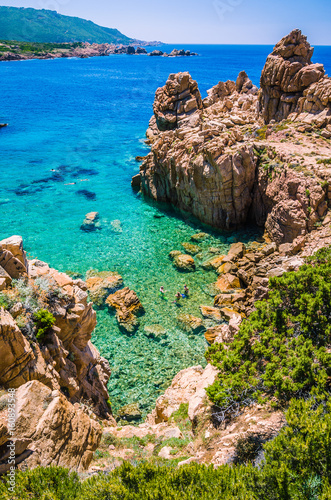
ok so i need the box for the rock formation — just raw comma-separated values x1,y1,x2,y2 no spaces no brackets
106,287,145,334
136,31,331,244
0,235,114,471
0,381,102,473
259,29,330,125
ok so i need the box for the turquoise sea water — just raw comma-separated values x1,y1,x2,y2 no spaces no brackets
1,44,331,416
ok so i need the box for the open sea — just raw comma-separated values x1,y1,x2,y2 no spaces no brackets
1,44,330,416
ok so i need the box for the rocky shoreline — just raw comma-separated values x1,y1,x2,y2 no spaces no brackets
0,235,116,472
0,41,197,62
1,29,331,476
134,30,331,245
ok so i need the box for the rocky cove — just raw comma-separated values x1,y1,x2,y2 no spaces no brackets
0,29,331,475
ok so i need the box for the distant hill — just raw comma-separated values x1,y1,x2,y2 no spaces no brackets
0,6,135,44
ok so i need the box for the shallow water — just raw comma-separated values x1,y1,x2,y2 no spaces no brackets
0,44,330,416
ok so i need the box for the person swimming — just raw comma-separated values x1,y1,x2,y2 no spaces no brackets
159,286,168,300
183,285,189,297
174,292,181,305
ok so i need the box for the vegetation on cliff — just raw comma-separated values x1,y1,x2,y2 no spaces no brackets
3,246,331,498
206,246,331,411
0,6,132,44
2,397,331,499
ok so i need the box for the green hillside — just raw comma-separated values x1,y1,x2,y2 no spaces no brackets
0,6,134,44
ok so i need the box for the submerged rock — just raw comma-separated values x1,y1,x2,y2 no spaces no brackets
86,271,123,307
181,242,201,255
80,212,101,232
177,314,205,334
110,219,123,233
144,324,167,340
191,232,209,242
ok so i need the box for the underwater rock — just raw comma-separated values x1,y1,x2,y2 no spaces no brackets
106,287,145,334
110,219,123,233
144,324,167,340
86,271,123,307
208,247,221,254
181,242,201,255
117,402,142,422
173,254,196,272
169,250,182,260
76,189,97,200
177,314,205,335
80,212,101,232
191,233,209,242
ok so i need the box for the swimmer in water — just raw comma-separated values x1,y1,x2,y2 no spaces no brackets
184,285,189,297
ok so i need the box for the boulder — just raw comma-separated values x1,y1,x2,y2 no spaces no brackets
173,254,196,272
152,72,203,131
117,403,142,423
202,255,225,270
147,366,205,423
0,235,28,268
131,173,141,189
259,29,327,123
81,212,101,232
106,287,144,334
227,242,245,261
215,273,241,292
86,271,123,307
177,314,205,334
148,50,164,56
5,380,102,471
199,306,222,323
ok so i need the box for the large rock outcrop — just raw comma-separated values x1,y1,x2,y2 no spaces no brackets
259,29,331,125
0,236,111,419
0,381,102,472
137,30,331,243
0,235,116,471
151,72,203,132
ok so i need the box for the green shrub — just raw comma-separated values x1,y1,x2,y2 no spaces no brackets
0,466,81,499
4,397,331,500
33,309,56,342
206,247,331,412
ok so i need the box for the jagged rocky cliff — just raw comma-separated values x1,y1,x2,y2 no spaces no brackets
135,30,331,244
0,235,114,472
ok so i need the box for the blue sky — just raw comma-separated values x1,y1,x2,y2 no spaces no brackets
1,0,331,44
